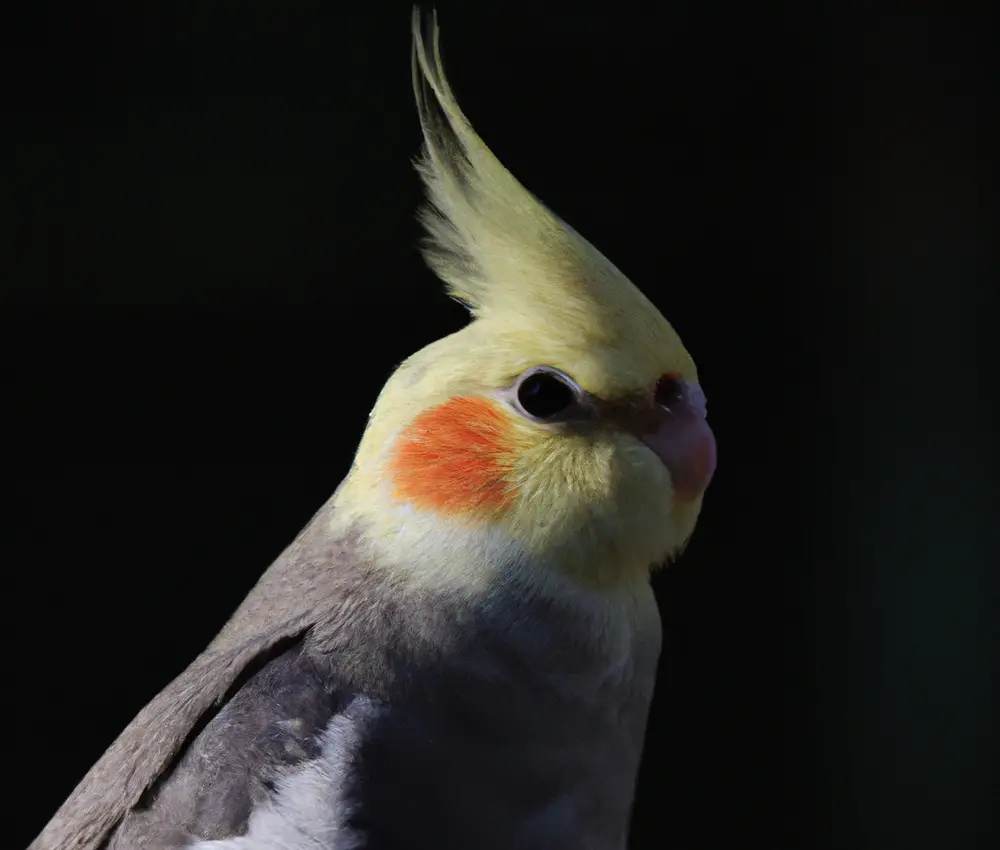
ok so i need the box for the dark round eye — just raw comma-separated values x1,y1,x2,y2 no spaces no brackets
655,375,683,408
517,371,577,419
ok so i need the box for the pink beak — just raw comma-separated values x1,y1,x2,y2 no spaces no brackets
640,381,717,501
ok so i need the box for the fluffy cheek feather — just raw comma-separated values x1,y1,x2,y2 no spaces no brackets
389,396,519,518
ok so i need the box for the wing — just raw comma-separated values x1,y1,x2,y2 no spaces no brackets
29,497,358,850
107,634,356,848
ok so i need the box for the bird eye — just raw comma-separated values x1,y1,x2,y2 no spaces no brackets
515,368,578,420
655,375,683,409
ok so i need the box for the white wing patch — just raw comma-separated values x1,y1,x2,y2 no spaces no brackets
188,697,381,850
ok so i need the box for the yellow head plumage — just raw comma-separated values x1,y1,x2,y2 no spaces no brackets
333,10,715,591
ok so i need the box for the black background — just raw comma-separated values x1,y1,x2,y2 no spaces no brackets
5,3,997,849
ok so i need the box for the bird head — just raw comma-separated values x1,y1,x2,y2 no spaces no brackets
335,11,716,591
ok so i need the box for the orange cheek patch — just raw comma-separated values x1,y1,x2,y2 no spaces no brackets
390,396,518,517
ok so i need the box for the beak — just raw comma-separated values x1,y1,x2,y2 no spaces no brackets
638,381,717,502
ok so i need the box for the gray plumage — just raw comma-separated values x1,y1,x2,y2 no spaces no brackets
31,497,661,850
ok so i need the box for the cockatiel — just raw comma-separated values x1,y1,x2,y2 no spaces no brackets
30,10,716,850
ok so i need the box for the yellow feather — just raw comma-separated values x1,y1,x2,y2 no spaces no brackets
333,10,707,593
409,9,694,396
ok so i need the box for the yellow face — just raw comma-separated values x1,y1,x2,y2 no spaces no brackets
357,319,715,587
379,10,716,588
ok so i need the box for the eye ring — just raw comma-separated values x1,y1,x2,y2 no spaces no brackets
655,374,684,410
510,366,583,422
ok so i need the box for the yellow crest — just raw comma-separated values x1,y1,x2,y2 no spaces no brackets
411,10,693,392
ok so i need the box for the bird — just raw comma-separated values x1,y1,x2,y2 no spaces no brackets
30,9,717,850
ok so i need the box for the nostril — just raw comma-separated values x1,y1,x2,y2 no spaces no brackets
654,374,683,409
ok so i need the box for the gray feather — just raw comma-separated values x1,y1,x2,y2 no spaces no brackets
29,497,357,850
30,490,662,850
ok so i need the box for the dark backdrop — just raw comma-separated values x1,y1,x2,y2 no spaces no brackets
4,4,996,849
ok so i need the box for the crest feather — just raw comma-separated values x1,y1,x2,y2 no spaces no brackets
410,8,665,347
